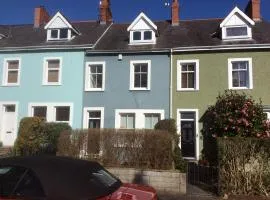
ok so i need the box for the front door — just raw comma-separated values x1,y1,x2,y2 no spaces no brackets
181,121,195,158
180,111,196,158
1,105,17,146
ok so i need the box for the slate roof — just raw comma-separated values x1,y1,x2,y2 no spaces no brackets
0,18,270,51
0,21,110,49
93,18,270,52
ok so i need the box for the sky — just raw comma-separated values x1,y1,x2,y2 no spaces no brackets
0,0,270,25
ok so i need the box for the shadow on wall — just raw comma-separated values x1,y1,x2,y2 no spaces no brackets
132,170,148,185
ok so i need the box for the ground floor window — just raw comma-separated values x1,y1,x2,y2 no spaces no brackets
115,109,164,129
29,103,73,125
83,107,104,129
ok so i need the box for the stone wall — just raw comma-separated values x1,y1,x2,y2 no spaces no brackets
108,168,186,194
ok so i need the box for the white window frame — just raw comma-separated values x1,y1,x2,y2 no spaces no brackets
263,109,270,120
177,108,199,160
2,58,21,86
130,60,151,91
28,103,73,126
177,59,199,91
47,29,72,41
43,57,62,86
115,109,164,129
222,25,252,40
85,62,106,91
83,107,104,129
130,30,156,45
228,58,253,90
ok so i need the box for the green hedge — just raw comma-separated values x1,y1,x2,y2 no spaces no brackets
218,137,270,196
14,117,71,156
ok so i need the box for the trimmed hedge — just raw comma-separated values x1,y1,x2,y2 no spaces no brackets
155,119,187,172
57,129,175,170
218,137,270,196
14,117,71,156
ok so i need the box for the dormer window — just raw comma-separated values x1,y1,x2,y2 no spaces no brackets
49,28,69,40
44,12,80,42
220,7,255,41
127,12,157,45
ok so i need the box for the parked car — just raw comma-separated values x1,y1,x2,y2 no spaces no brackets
0,156,157,200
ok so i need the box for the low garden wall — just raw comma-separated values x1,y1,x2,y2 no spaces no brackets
108,168,186,194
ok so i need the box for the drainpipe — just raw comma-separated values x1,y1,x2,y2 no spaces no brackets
169,48,173,119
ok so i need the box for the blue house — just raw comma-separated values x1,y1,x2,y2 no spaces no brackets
0,3,112,146
83,12,173,129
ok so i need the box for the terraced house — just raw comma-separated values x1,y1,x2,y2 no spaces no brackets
0,2,111,146
171,0,270,160
0,0,270,162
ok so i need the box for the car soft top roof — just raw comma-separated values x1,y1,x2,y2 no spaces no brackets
0,156,121,200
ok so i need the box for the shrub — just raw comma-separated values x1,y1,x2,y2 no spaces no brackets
42,122,71,154
14,117,46,156
202,90,267,138
218,137,270,196
155,119,187,172
14,117,71,156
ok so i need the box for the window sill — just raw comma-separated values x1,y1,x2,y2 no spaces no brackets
229,87,252,90
129,88,151,91
42,83,62,86
1,84,20,87
177,88,199,92
85,88,105,92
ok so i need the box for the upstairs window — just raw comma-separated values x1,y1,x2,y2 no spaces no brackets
2,58,21,86
85,62,105,91
48,28,69,40
130,60,151,90
131,30,153,44
43,58,62,85
228,58,253,89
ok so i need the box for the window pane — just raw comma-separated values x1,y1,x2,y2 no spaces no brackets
60,29,68,39
7,71,18,83
51,30,58,38
48,70,59,83
226,27,248,37
89,111,101,118
182,64,188,71
8,61,19,70
181,73,188,88
96,74,103,88
181,112,195,120
56,106,70,121
5,105,15,112
187,64,195,71
120,114,135,129
239,71,247,87
134,74,141,87
140,64,148,72
145,114,160,129
88,119,100,128
141,74,148,87
133,32,141,40
48,60,60,69
33,107,47,118
187,73,195,88
144,31,152,40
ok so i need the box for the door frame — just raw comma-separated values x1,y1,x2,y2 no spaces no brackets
0,101,19,146
177,108,199,160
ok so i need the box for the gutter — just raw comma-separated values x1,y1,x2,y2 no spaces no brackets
169,48,173,119
86,49,170,54
173,43,270,52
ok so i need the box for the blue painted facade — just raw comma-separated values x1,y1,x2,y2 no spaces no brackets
83,53,170,128
0,50,85,129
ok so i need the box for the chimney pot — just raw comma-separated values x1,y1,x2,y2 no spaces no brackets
171,0,179,26
34,6,50,28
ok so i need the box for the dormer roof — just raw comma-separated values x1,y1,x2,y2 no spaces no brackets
44,12,80,35
220,6,255,28
127,12,157,32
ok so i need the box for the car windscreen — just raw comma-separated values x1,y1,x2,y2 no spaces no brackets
88,168,121,198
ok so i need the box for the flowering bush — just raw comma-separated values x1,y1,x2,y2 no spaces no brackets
202,90,269,138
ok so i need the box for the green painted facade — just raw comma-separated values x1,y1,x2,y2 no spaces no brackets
172,50,270,158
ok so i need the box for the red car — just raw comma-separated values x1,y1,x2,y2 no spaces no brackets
0,156,157,200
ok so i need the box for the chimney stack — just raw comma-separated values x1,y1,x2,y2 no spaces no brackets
245,0,261,22
99,0,113,24
171,0,180,26
34,6,50,28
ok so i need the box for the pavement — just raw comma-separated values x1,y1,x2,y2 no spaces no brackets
158,184,219,200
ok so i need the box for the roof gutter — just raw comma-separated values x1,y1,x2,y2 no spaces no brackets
173,43,270,52
0,44,94,52
86,49,170,54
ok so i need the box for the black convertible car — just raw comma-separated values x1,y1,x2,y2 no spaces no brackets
0,156,157,200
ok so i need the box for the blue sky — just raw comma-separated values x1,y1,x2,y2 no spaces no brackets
0,0,269,25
